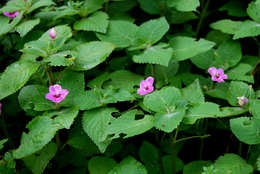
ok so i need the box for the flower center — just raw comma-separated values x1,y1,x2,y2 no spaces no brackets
215,73,220,78
53,94,61,98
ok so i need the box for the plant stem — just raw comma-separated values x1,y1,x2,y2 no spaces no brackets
195,0,210,38
238,142,243,156
175,134,210,144
171,127,179,174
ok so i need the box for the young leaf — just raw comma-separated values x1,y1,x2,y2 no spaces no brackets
167,0,200,12
73,41,115,71
74,11,109,33
170,36,215,61
108,156,147,174
82,108,118,153
97,20,139,48
230,117,260,145
0,61,40,100
23,142,57,174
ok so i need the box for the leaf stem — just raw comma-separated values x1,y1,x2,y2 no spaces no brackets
175,134,211,144
195,0,210,38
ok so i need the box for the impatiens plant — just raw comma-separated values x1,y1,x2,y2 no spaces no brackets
0,0,259,173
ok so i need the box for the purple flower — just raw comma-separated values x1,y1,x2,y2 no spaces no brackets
137,77,154,96
49,28,57,39
3,11,19,18
237,96,248,107
208,67,228,83
45,84,69,103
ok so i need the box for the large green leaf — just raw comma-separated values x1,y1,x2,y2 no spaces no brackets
16,18,40,37
106,110,154,139
13,117,60,159
80,0,104,16
233,20,260,39
210,19,242,35
27,0,55,14
132,44,173,66
230,117,260,145
226,63,254,83
219,0,247,17
0,0,26,12
247,0,260,23
137,0,163,15
136,17,169,46
0,11,24,36
82,108,118,153
97,20,139,48
167,0,200,12
108,156,147,174
182,79,204,104
23,142,57,174
0,61,39,100
143,86,182,113
213,154,253,174
73,41,115,71
249,99,260,118
74,11,109,33
88,156,117,174
170,36,215,61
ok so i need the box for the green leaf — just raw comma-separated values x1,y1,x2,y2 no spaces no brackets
247,0,260,23
182,79,204,103
0,11,24,36
16,18,40,37
226,63,254,83
23,142,57,174
137,0,163,15
0,139,8,151
170,36,215,61
27,0,55,14
227,81,254,106
132,44,173,66
190,50,215,70
13,116,60,159
106,110,154,139
210,19,242,35
88,156,117,174
136,17,169,46
73,41,115,71
154,109,185,132
249,99,260,118
183,161,212,174
108,156,147,174
233,20,260,40
80,0,104,16
166,8,198,24
230,117,260,145
143,86,182,113
74,11,109,33
18,85,55,112
184,102,220,124
219,0,247,17
97,20,138,48
167,0,200,12
44,51,75,67
0,0,26,12
162,155,184,174
213,153,253,174
82,108,118,153
205,82,229,100
0,61,39,100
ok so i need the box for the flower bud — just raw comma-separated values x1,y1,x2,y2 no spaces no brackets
49,28,57,39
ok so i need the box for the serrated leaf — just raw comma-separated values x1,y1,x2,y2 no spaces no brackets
136,17,169,46
170,36,215,61
13,117,60,159
143,87,182,113
44,51,75,67
210,19,242,35
97,20,138,48
80,0,104,16
154,109,185,132
0,61,39,100
88,156,117,174
0,11,24,36
247,0,260,23
214,153,253,174
132,44,173,66
108,156,147,174
82,108,118,153
73,41,115,71
74,11,109,33
227,81,254,106
182,79,204,103
230,117,260,145
16,18,40,37
106,110,154,139
0,0,26,12
27,0,55,14
167,0,200,12
18,85,55,112
23,142,57,174
233,20,260,39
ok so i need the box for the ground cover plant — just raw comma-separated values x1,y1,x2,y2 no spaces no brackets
0,0,260,173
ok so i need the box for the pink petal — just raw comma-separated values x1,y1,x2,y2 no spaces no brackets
146,76,154,85
208,67,217,76
222,74,228,80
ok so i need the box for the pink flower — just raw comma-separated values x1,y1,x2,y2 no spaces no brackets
45,84,69,103
137,77,154,96
3,11,19,18
49,28,57,39
237,96,248,107
208,67,228,83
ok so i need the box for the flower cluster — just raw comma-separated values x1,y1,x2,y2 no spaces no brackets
237,96,248,107
45,84,69,103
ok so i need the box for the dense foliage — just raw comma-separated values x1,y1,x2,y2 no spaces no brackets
0,0,259,173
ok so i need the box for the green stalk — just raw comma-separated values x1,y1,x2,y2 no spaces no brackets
195,0,210,38
175,134,210,144
171,127,179,174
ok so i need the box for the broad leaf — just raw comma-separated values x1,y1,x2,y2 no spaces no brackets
233,20,260,39
0,11,24,36
249,99,260,118
210,19,242,35
16,18,40,37
88,156,117,174
27,0,55,14
182,79,204,103
247,0,260,23
167,0,200,12
183,161,212,174
137,0,163,15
